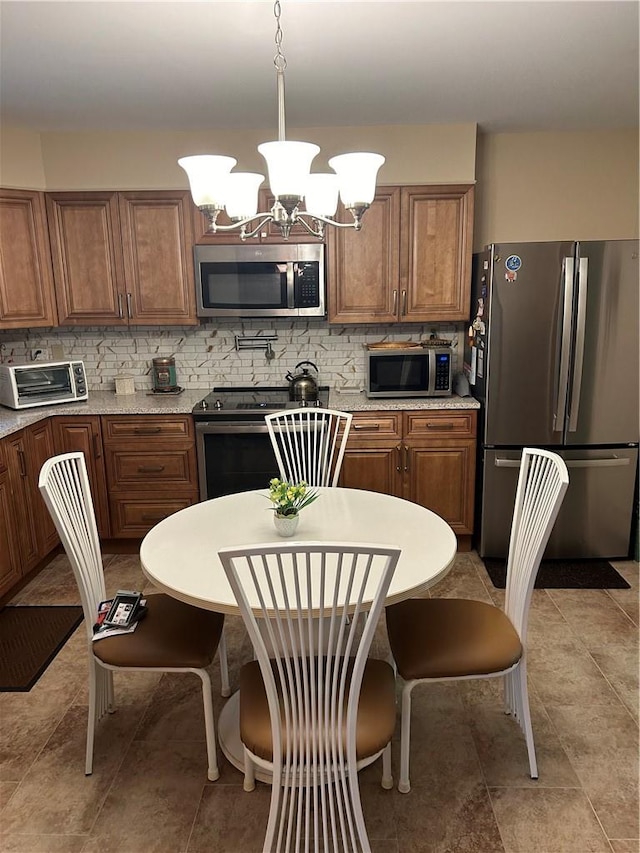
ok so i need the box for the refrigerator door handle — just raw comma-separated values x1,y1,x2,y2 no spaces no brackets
495,454,630,469
568,257,588,432
554,256,574,432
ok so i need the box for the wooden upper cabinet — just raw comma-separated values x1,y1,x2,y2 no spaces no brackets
400,185,474,321
328,184,474,324
46,190,196,326
119,191,196,324
46,192,126,326
328,188,401,324
0,188,57,329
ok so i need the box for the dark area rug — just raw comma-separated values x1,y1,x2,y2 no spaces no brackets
0,605,84,692
483,558,631,590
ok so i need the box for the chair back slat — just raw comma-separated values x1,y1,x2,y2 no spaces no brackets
505,448,569,640
265,408,353,487
219,541,399,853
39,452,106,642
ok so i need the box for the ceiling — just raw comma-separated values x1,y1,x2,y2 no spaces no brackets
1,0,638,135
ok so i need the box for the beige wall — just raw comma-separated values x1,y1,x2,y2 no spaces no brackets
474,129,639,249
0,126,46,188
0,124,477,190
2,123,638,247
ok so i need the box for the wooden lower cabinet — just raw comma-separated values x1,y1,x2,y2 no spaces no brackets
340,409,477,543
1,420,59,591
102,414,199,538
52,416,110,538
0,446,22,598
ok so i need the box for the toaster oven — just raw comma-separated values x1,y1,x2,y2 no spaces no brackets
0,360,88,409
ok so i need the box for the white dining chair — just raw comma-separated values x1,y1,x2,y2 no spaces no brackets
39,451,229,781
265,407,353,487
386,447,569,793
218,541,400,853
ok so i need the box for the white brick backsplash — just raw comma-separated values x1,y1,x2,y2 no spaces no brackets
0,321,464,391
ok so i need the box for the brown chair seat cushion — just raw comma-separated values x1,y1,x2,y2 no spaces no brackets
386,598,522,680
92,593,224,669
240,657,396,763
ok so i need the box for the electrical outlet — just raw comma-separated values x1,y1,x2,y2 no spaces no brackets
31,347,51,362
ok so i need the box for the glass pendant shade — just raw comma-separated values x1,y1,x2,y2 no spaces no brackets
304,174,340,218
178,155,237,208
224,173,265,220
328,152,385,207
258,140,320,199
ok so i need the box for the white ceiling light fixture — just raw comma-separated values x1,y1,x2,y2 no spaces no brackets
178,0,385,241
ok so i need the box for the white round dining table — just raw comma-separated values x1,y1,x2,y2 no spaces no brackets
140,486,457,614
140,487,457,780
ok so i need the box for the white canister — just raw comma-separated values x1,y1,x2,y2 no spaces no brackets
114,374,136,395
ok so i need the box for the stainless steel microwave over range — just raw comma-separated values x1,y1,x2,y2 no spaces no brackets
366,347,452,397
194,243,326,318
0,360,88,409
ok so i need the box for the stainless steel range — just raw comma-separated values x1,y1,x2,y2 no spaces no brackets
193,386,330,500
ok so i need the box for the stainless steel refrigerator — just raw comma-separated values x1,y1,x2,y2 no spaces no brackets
467,240,639,559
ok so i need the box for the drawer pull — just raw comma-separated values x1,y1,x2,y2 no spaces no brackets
353,423,381,431
426,422,455,430
133,426,162,434
137,465,166,474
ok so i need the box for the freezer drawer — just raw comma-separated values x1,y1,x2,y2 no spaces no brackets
479,447,638,559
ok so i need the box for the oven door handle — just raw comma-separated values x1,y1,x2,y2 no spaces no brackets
195,421,270,435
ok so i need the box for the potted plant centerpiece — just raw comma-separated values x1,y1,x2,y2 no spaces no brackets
267,478,319,537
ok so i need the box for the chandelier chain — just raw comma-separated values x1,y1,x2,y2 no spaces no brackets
273,0,287,72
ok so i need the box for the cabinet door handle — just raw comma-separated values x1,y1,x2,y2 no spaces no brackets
138,465,165,474
17,449,27,478
134,426,162,434
401,289,407,316
117,293,124,319
427,422,455,430
403,444,409,472
353,423,381,431
92,432,102,459
126,292,133,318
392,289,398,316
396,444,402,472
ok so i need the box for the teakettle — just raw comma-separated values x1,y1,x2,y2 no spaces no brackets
286,361,319,402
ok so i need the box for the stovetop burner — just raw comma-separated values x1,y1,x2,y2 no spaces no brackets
192,385,330,418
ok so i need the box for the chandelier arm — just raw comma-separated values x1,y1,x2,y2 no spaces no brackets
201,212,274,235
296,212,364,232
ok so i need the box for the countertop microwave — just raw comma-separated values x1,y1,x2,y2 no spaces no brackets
194,243,326,318
366,347,452,398
0,360,88,409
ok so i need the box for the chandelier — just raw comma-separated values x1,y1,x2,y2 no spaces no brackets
178,1,385,241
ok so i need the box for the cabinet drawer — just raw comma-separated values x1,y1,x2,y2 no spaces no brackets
103,415,193,443
348,412,402,441
404,411,477,440
106,449,196,490
109,495,198,537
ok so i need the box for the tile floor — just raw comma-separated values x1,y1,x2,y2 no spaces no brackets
0,551,638,852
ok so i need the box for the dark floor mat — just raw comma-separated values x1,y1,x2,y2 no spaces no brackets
483,558,631,590
0,605,84,692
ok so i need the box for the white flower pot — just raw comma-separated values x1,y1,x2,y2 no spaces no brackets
273,514,300,538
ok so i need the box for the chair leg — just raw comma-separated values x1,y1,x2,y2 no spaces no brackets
243,746,256,792
85,659,99,775
513,662,538,779
398,680,415,794
218,627,231,698
197,669,220,782
381,741,393,790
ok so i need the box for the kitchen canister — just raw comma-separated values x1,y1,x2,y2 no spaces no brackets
114,374,136,395
151,357,178,392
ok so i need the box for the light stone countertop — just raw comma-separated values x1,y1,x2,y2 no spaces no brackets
0,389,479,440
